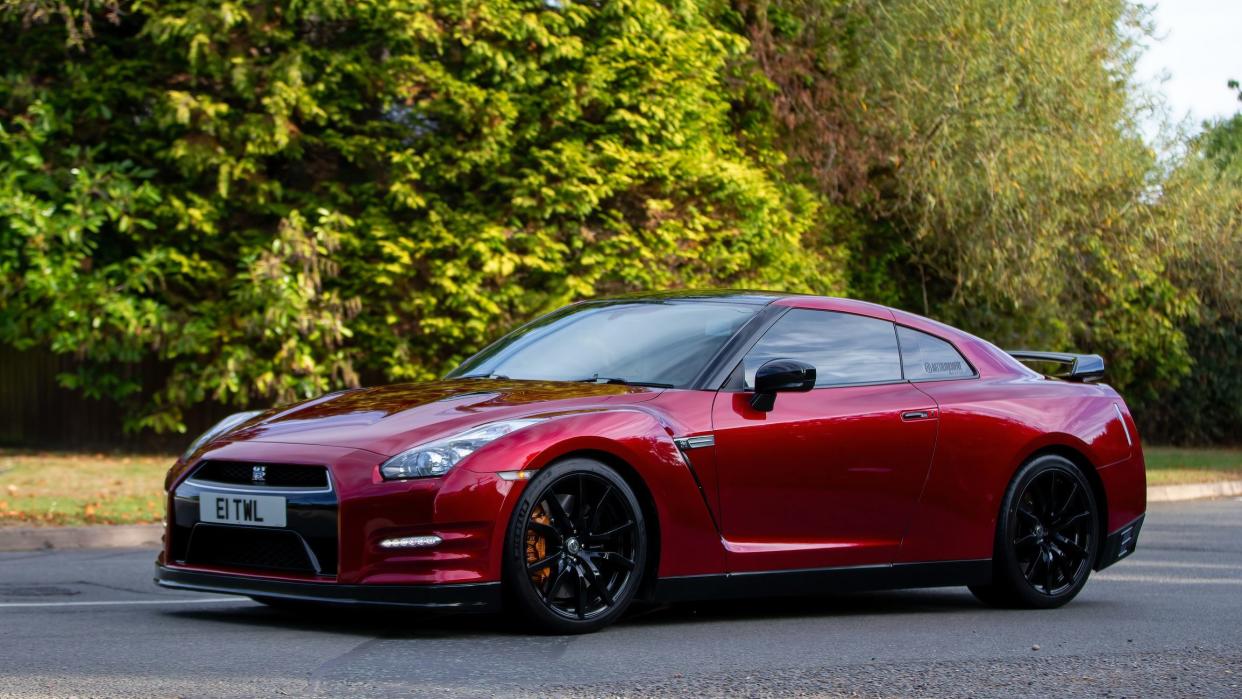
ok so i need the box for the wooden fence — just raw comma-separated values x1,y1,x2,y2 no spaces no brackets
0,345,231,452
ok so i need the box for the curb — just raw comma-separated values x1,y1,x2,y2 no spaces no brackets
0,480,1239,552
1147,479,1242,503
0,523,162,553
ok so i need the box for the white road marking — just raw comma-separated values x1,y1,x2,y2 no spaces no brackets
1095,574,1242,585
0,597,254,609
1124,560,1242,571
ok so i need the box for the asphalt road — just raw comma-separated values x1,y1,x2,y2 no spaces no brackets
2,499,1240,699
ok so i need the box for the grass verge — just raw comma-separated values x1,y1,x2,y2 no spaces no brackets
0,450,173,527
1144,446,1242,486
0,445,1238,527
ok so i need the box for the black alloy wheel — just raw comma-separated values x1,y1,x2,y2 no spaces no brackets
503,458,647,633
970,454,1099,609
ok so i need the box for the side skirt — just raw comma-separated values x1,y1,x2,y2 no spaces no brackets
652,559,992,603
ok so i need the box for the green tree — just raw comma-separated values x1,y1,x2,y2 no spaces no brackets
740,0,1203,403
0,0,844,432
1139,80,1242,443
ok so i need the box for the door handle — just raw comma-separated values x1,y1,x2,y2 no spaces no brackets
901,410,934,421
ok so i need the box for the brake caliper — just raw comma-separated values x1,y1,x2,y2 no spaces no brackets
526,504,551,585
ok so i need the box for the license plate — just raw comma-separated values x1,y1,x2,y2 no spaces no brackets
199,492,287,528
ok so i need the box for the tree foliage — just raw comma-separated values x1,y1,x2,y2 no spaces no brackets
1,0,1239,443
1,0,842,432
741,0,1240,437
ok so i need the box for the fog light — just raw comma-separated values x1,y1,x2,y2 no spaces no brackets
379,535,442,549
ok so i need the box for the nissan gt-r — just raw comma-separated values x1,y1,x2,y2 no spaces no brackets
155,291,1146,633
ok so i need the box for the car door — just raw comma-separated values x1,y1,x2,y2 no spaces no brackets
711,308,940,572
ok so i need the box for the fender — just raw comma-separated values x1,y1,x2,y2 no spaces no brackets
461,407,727,578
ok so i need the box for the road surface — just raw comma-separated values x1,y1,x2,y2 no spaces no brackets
1,499,1239,698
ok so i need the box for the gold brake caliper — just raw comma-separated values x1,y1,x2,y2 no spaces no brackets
526,504,552,586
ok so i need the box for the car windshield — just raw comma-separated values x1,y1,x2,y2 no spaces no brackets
447,301,761,388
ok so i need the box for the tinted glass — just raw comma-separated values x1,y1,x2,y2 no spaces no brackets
447,301,760,387
744,309,902,387
897,325,974,380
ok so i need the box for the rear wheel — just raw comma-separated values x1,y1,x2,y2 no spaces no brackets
503,458,647,634
970,454,1099,609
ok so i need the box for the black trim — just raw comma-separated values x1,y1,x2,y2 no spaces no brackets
652,560,991,603
1095,514,1144,571
154,565,502,611
693,303,791,390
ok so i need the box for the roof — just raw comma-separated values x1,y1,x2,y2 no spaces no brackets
589,289,797,305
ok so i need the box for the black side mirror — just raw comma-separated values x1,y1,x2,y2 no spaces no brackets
749,358,816,411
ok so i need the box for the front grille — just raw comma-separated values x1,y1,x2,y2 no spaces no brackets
186,525,320,574
192,461,328,488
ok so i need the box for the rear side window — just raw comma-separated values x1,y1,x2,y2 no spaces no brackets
744,309,903,387
897,326,974,381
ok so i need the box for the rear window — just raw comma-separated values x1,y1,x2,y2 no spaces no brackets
897,326,974,381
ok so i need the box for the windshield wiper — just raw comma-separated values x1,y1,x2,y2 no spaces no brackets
458,373,510,380
573,375,674,389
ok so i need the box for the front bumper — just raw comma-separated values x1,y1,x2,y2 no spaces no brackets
155,564,502,611
163,442,526,587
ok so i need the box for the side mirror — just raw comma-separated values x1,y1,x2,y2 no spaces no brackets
749,358,816,411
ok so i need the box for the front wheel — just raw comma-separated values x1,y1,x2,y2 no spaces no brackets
970,454,1100,609
503,458,648,634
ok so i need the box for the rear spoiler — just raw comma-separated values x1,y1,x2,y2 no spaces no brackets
1007,350,1105,383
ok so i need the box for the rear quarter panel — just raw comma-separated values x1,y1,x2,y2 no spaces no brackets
897,376,1144,563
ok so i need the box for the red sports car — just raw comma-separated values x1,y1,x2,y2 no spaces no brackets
156,291,1146,633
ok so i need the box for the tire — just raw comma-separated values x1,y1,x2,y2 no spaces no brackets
502,458,648,634
970,454,1100,609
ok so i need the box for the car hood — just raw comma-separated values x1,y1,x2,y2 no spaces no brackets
222,379,663,457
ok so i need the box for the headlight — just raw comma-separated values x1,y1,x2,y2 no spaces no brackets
380,418,546,480
181,410,263,461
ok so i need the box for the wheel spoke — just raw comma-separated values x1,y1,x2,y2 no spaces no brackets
1051,546,1077,584
1014,531,1040,546
589,519,634,542
589,485,613,534
577,476,588,533
1023,554,1041,580
1017,506,1040,523
575,569,588,619
543,493,574,534
590,551,635,571
1055,482,1079,521
579,559,614,607
527,552,560,573
545,561,571,601
1052,533,1087,559
1053,510,1091,531
528,521,560,542
1041,549,1055,593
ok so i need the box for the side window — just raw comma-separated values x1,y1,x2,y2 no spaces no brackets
744,309,902,387
897,326,974,381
